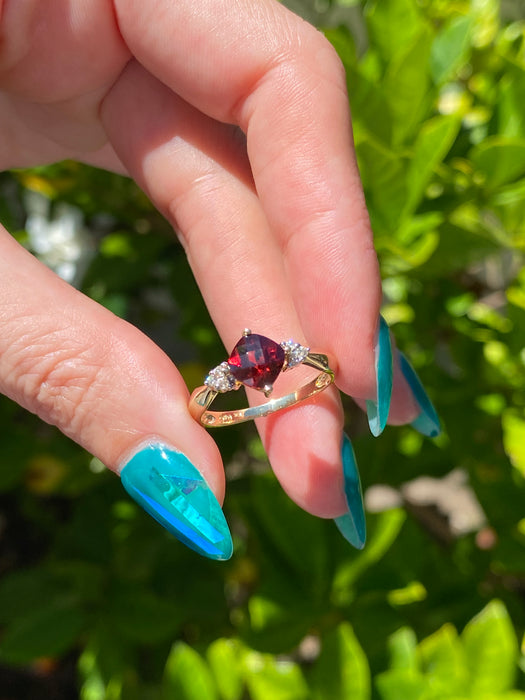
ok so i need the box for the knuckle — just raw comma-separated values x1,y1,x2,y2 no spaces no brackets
281,20,347,91
5,323,107,439
34,353,104,438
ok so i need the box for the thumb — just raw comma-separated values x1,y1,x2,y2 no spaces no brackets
0,229,232,560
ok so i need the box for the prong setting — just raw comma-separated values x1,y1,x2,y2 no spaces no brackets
204,362,239,393
281,340,310,370
204,335,310,395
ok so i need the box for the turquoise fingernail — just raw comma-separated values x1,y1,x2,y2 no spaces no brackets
334,433,366,550
399,352,441,438
366,315,393,437
120,442,233,561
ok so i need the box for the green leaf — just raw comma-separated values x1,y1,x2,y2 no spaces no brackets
375,628,425,700
471,137,525,188
309,623,370,700
382,214,441,272
366,0,427,63
243,651,309,700
341,56,392,145
247,593,313,651
384,27,434,145
498,65,525,139
388,628,419,671
375,669,427,700
420,218,499,277
462,600,518,694
108,588,182,644
502,410,525,477
162,643,218,700
251,473,329,594
207,639,244,700
332,509,406,602
0,598,87,664
430,15,473,84
471,0,500,48
419,623,468,696
404,115,461,217
0,568,59,624
356,139,407,231
78,623,134,700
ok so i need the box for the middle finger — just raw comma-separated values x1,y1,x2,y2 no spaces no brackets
101,61,348,518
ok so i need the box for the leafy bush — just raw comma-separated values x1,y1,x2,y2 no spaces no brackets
0,0,524,697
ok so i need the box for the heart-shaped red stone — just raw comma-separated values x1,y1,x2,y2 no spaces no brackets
227,333,285,393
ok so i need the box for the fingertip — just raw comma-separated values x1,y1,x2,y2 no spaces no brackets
119,440,232,560
260,388,348,519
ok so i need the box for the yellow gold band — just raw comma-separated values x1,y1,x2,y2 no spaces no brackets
189,352,334,428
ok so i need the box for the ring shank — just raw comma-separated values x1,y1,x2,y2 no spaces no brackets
189,353,334,428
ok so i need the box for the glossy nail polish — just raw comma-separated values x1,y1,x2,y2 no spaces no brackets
366,315,393,437
120,442,233,561
334,433,366,550
399,352,441,438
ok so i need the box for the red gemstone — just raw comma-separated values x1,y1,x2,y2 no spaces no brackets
227,333,285,392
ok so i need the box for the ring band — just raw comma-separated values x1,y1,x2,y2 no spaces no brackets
188,329,335,427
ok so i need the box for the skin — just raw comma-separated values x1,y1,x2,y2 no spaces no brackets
0,0,419,519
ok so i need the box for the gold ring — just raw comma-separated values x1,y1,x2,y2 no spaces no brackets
189,329,335,427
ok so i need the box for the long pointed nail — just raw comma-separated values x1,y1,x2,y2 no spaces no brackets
366,315,393,437
334,433,366,550
399,352,441,438
119,442,233,560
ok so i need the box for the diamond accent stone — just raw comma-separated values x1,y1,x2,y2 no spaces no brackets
205,362,237,393
281,340,309,369
227,333,285,392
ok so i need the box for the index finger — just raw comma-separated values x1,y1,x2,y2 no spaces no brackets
113,0,383,401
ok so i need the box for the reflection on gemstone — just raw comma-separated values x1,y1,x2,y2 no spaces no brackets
227,333,285,392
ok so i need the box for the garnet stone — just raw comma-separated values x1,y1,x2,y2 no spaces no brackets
227,332,285,394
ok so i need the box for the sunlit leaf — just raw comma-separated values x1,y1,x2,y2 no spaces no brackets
207,639,245,700
498,65,525,139
384,27,434,145
387,628,418,671
404,115,461,217
243,652,309,700
309,623,370,700
375,668,426,700
471,137,525,188
502,410,525,477
419,623,468,696
462,600,517,694
430,15,473,84
365,0,427,62
163,643,218,700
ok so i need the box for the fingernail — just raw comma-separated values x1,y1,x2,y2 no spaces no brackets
399,352,441,438
334,433,366,550
119,442,233,561
366,315,393,437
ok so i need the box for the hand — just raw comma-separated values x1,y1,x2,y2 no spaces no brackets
0,0,437,559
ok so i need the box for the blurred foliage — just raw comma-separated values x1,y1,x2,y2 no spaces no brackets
1,0,525,698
